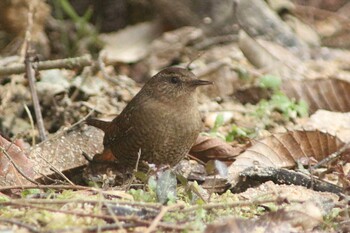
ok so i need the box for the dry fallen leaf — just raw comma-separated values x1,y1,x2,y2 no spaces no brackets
30,125,104,181
189,135,242,162
228,130,345,185
281,77,350,114
0,135,35,186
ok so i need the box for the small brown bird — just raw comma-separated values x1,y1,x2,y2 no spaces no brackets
87,67,212,171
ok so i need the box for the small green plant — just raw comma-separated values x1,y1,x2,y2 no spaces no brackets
254,74,308,121
205,114,254,142
21,189,41,198
255,92,308,120
128,175,157,202
59,0,93,36
204,114,226,140
226,124,253,142
258,74,281,90
52,0,103,56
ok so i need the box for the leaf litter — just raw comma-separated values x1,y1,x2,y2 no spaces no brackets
1,0,350,232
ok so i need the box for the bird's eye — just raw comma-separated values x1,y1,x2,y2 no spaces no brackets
170,77,180,84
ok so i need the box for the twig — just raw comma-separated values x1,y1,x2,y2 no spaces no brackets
186,154,206,165
70,67,91,102
0,217,40,233
0,55,93,76
49,223,142,233
135,148,141,172
23,104,36,146
179,198,303,213
25,54,46,141
49,167,75,186
0,195,162,209
96,189,125,231
0,146,40,185
1,201,186,231
186,52,205,69
22,3,46,142
126,148,142,191
39,108,95,145
145,204,181,233
311,143,350,170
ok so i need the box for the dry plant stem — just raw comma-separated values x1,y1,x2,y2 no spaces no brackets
39,108,95,145
0,184,88,192
126,148,142,191
179,198,303,213
70,68,91,101
49,167,75,185
23,104,36,146
0,217,40,233
1,202,187,231
186,154,206,165
94,189,124,230
3,197,162,210
52,223,142,233
0,55,93,76
22,2,46,142
0,146,39,185
145,204,182,233
25,54,46,141
311,143,350,170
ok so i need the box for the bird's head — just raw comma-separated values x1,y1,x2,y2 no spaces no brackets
143,67,212,102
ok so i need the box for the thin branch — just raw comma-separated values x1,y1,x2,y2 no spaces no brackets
0,217,40,233
311,142,350,170
23,104,36,146
126,148,142,191
25,54,47,141
39,108,95,145
49,223,142,233
179,198,303,213
0,194,162,209
1,201,186,231
145,204,181,233
0,55,93,76
48,167,75,186
22,2,46,142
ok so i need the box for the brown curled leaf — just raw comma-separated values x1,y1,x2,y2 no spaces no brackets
281,78,350,114
228,130,345,185
235,130,344,168
189,135,243,162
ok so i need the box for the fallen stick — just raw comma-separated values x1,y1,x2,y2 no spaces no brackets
0,54,92,76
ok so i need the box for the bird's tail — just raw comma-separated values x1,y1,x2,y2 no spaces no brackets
86,118,111,132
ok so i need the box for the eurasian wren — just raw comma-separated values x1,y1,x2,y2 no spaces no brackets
87,67,212,170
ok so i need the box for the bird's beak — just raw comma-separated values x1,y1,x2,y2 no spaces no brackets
190,79,213,87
